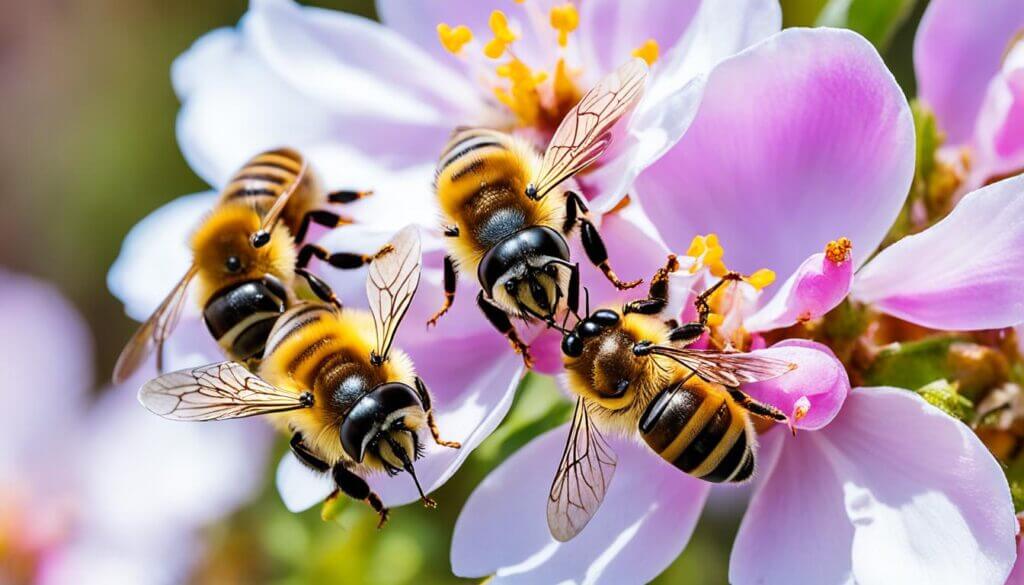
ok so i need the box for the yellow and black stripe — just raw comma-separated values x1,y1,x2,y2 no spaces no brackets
220,148,305,208
639,380,754,483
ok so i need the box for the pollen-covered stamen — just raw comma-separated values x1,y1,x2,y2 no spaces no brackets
825,237,853,264
437,23,473,55
745,268,776,291
484,10,518,59
789,396,811,436
685,234,728,276
494,58,548,125
632,39,660,66
549,4,579,48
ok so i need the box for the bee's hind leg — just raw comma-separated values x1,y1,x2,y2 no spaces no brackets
413,377,461,449
427,255,458,328
563,190,642,291
624,255,679,316
332,463,389,528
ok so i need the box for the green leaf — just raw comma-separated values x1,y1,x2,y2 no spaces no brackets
914,379,975,422
862,335,967,390
815,0,917,50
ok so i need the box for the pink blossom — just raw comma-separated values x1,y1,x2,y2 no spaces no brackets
452,27,1018,584
1,270,268,584
914,0,1024,190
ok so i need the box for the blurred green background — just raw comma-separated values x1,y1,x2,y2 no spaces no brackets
0,1,929,583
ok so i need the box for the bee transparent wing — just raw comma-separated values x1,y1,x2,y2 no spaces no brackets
112,264,198,384
547,398,618,542
139,361,311,421
366,225,422,363
531,58,648,200
649,346,797,387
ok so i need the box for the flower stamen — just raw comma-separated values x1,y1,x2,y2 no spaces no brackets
549,4,579,48
632,39,660,66
437,23,473,55
825,237,853,264
485,10,518,59
745,268,776,291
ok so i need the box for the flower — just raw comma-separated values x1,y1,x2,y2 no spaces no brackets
914,0,1024,191
451,27,1020,584
0,269,268,584
148,0,790,511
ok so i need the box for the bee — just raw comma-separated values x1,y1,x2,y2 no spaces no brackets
428,59,649,366
546,257,797,541
138,227,459,525
113,148,382,384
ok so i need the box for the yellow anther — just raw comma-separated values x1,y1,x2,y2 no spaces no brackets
707,260,729,277
745,268,776,291
825,237,852,264
793,396,811,420
686,235,707,257
632,39,660,66
437,23,473,55
706,313,724,327
484,11,517,59
549,4,579,47
490,10,516,42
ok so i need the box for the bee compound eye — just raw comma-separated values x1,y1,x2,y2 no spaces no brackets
561,334,583,357
591,309,620,326
225,255,242,273
504,280,518,295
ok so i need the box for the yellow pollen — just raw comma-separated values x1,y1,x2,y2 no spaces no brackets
632,39,660,66
706,313,724,327
484,11,517,59
686,235,707,257
549,4,579,47
553,58,579,109
685,233,731,276
825,237,852,264
437,23,473,55
745,268,776,291
493,58,546,125
793,396,811,420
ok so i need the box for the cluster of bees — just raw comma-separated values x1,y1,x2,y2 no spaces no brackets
120,60,796,541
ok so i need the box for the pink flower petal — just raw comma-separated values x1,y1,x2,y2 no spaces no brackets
577,0,700,76
174,8,456,187
247,0,481,125
914,0,1024,144
1006,518,1024,585
78,386,272,544
967,42,1024,189
588,0,781,211
746,247,854,332
731,387,1016,585
741,339,850,431
451,424,709,584
0,271,92,481
852,173,1024,330
107,192,215,322
636,28,914,285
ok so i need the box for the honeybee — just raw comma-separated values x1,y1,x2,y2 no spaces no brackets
428,59,649,366
138,227,458,524
546,257,797,541
113,148,381,384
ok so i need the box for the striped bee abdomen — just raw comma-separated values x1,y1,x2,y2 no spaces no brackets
221,148,305,207
639,382,754,483
203,276,288,361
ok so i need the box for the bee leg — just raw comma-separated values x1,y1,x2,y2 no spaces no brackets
667,322,706,345
624,255,680,316
294,210,355,245
296,244,392,271
413,377,462,449
728,388,788,422
562,190,588,235
295,268,343,309
566,263,581,317
477,291,534,368
427,256,458,328
443,225,460,237
692,272,743,328
327,189,372,204
290,432,330,472
332,463,390,528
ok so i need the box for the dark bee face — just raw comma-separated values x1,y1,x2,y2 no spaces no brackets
339,383,426,467
562,309,644,402
478,226,571,318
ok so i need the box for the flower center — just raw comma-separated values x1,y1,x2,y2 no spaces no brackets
437,3,660,134
824,237,852,264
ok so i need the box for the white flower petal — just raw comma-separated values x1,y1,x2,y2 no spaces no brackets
276,452,334,513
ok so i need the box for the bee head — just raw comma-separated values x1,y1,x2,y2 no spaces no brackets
479,226,571,319
339,383,430,499
562,308,647,404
